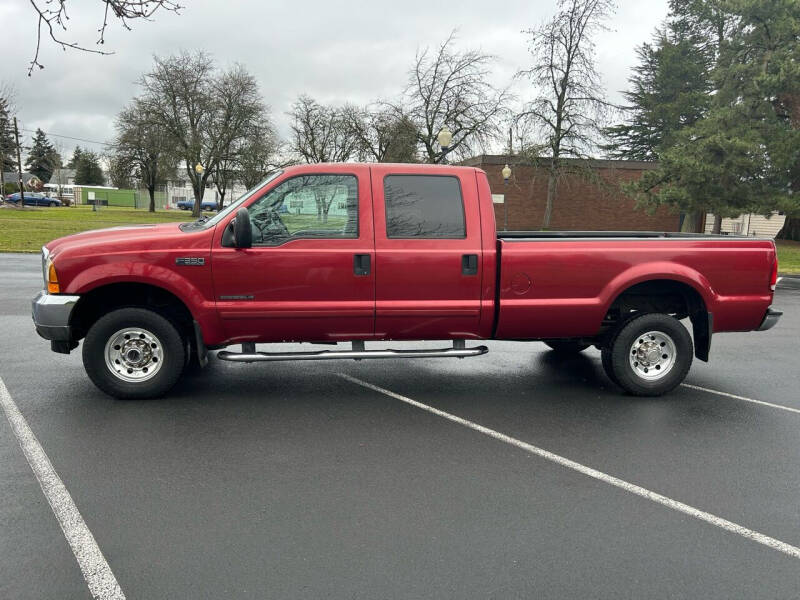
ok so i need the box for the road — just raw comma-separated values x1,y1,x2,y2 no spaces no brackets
1,252,799,599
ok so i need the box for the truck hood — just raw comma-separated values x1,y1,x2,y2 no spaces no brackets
45,222,187,256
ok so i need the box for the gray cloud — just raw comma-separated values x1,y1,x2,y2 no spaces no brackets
0,0,668,158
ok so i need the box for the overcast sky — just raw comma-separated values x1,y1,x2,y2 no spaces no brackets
1,0,668,160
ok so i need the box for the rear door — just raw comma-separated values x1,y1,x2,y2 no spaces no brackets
371,166,483,340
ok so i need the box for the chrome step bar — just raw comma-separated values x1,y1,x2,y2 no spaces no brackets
216,341,489,363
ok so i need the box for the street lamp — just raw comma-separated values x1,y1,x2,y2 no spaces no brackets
194,163,204,212
437,126,452,164
501,164,511,231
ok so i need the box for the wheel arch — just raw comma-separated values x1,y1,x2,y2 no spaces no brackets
69,281,196,343
603,274,713,362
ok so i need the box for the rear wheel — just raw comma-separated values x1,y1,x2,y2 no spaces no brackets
82,308,185,399
543,339,590,354
604,313,692,396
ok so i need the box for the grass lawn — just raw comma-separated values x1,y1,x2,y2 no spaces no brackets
0,205,199,253
776,240,800,275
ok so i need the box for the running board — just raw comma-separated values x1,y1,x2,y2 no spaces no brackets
216,341,489,363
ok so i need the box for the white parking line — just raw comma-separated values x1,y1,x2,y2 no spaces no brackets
0,376,126,600
681,383,800,415
340,373,800,561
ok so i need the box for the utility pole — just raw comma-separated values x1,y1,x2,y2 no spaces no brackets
13,117,24,205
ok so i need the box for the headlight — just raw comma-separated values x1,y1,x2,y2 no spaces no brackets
41,247,50,287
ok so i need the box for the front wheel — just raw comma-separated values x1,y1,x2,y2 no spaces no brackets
604,313,693,396
49,201,57,207
82,308,186,399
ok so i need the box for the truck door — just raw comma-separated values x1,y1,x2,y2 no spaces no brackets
371,166,484,340
211,168,375,343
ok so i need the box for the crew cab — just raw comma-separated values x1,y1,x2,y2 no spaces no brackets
31,163,782,399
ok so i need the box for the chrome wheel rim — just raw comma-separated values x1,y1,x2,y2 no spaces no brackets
104,328,164,383
628,330,676,381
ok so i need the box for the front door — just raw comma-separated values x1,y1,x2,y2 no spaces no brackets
211,169,375,343
371,166,484,340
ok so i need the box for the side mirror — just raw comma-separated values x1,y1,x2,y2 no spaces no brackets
233,207,252,248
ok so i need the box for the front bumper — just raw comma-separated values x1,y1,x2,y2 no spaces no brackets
757,307,783,331
31,290,80,341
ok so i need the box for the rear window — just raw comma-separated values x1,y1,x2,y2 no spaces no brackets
384,175,465,238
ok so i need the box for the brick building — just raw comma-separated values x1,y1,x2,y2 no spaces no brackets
462,155,680,232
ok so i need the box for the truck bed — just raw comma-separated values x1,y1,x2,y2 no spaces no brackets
493,234,776,340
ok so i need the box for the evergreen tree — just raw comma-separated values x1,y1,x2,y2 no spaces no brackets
25,128,60,182
74,151,105,185
629,0,800,236
0,96,16,173
604,28,711,160
66,146,83,169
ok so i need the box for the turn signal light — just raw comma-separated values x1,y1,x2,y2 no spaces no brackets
47,262,60,294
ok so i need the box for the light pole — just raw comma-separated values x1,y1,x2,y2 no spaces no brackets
437,126,452,164
502,163,511,231
194,162,204,214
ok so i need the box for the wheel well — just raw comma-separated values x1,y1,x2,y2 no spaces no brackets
70,283,194,342
605,279,712,361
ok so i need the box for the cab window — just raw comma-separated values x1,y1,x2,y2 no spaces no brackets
384,175,465,239
247,174,358,246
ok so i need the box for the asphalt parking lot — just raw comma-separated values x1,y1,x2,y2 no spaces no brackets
1,252,799,599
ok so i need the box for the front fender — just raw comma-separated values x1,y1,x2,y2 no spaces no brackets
63,262,224,344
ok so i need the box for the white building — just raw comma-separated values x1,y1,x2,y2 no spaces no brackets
704,212,786,237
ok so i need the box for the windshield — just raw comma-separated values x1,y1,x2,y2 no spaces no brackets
186,170,283,230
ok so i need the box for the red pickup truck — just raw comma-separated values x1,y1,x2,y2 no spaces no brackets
32,163,781,399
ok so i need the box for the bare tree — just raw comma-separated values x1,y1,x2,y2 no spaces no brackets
517,0,616,228
342,104,419,163
112,99,176,212
26,1,182,76
139,52,266,217
238,121,283,190
289,96,359,164
404,32,509,163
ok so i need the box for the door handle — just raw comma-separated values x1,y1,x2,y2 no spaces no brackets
462,254,478,275
354,254,371,276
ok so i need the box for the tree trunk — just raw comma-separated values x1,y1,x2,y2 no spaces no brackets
543,163,557,230
218,191,225,211
680,211,705,233
776,216,800,241
711,213,722,234
148,186,156,213
192,176,203,218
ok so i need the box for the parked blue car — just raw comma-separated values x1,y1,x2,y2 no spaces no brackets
5,192,62,207
176,199,217,211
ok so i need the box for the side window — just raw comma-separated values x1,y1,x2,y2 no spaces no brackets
384,175,465,239
247,174,358,246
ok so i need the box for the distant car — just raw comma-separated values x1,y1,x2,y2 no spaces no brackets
5,192,62,207
176,199,217,211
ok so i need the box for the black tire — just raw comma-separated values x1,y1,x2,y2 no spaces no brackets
543,339,590,354
600,347,620,387
606,313,693,396
82,308,186,399
49,201,57,207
